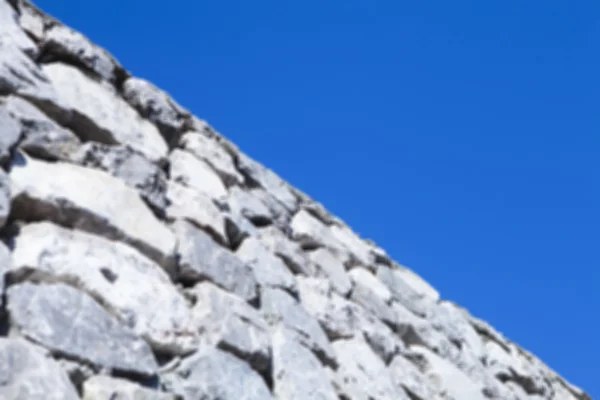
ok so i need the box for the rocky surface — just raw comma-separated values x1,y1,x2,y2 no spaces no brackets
0,1,590,399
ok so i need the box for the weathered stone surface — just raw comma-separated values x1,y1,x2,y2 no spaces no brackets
169,148,228,199
0,169,10,228
7,282,158,376
376,264,437,317
236,236,297,294
160,346,273,400
329,224,375,267
122,77,188,146
308,248,352,296
261,287,337,368
0,101,22,163
9,153,177,269
237,152,298,212
172,219,257,302
290,209,339,250
72,142,168,214
256,225,316,276
0,42,71,120
188,282,271,372
17,0,47,43
0,337,79,400
405,345,487,400
166,181,227,244
0,0,38,57
331,337,410,400
389,354,440,400
43,24,125,83
83,376,176,400
227,186,273,225
348,267,398,328
10,222,198,355
0,240,11,306
3,95,81,161
271,326,339,400
180,132,244,186
42,63,167,162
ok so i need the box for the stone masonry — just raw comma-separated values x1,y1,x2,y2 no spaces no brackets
0,1,592,399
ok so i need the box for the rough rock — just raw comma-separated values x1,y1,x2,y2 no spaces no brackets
17,0,47,43
7,282,158,376
42,63,167,162
271,326,339,400
169,148,228,199
188,281,271,372
290,209,340,250
10,221,198,355
0,41,71,120
331,337,410,400
0,337,79,400
166,180,228,244
122,77,188,146
82,376,175,400
348,267,398,329
42,23,126,84
227,185,273,226
0,103,22,164
236,152,298,212
405,345,487,400
0,0,38,57
0,169,10,227
0,241,11,306
260,287,337,369
71,142,168,214
160,345,273,400
256,225,316,276
376,264,437,317
389,354,440,400
236,236,297,294
3,94,81,161
9,152,177,269
308,248,352,296
180,131,244,186
172,219,258,302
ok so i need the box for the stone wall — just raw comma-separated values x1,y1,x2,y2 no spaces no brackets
0,1,591,399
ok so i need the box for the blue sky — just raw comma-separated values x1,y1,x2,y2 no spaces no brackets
35,0,599,395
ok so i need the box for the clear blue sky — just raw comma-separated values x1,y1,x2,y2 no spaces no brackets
35,0,599,395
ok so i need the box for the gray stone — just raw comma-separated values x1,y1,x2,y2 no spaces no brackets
43,24,125,83
376,265,437,317
251,188,293,228
237,152,298,212
122,77,189,146
290,209,340,250
9,152,177,270
0,0,38,57
3,95,81,161
405,345,487,400
169,148,228,199
236,236,297,294
256,225,316,276
0,169,10,228
83,376,176,400
0,337,79,400
166,180,228,245
0,103,21,163
42,63,167,163
329,224,375,267
0,241,11,306
72,142,169,215
172,219,257,302
0,42,71,121
308,248,352,296
188,282,271,372
160,346,272,400
7,282,158,376
17,0,47,43
227,185,273,225
10,221,198,355
331,337,410,400
389,354,440,400
180,132,244,186
348,268,398,329
271,326,339,400
260,287,337,369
